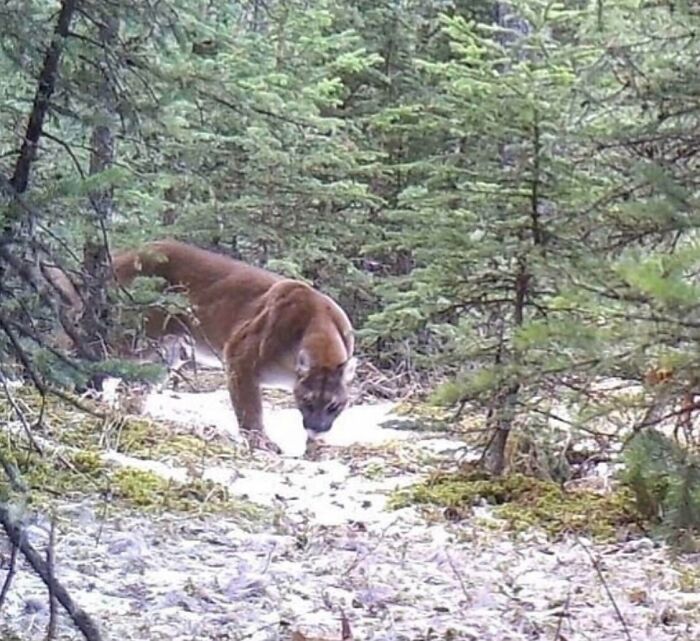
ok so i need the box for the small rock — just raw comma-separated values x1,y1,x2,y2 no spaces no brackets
621,538,655,554
23,596,47,614
108,532,148,559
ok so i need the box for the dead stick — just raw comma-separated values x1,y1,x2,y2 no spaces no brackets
553,583,571,640
46,516,58,641
576,537,632,641
0,368,44,455
340,608,352,640
445,549,471,605
0,543,19,610
0,504,103,641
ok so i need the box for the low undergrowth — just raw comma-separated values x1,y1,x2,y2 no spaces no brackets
0,437,257,517
390,471,643,540
1,386,243,464
0,387,258,519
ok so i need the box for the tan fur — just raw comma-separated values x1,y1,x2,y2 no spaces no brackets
112,239,356,449
41,264,85,351
42,265,83,314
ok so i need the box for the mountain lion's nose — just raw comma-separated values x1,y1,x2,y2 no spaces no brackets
303,415,333,435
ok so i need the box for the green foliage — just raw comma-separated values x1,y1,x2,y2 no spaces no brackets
32,347,166,389
623,429,700,535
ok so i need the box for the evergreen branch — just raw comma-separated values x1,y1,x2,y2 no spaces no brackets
627,398,700,441
0,311,105,420
66,30,105,49
0,245,94,362
523,405,618,439
3,315,86,376
568,277,651,305
41,131,87,178
199,89,319,129
0,313,47,396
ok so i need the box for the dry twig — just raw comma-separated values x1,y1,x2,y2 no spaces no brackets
553,583,572,640
0,542,19,610
0,503,103,641
576,537,632,641
0,367,44,454
444,548,471,606
46,516,58,641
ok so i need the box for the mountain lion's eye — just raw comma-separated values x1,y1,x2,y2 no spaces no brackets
327,402,341,414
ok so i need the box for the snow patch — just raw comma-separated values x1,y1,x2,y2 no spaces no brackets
142,388,411,457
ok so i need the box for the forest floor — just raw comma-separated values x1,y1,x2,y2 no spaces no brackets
0,380,699,641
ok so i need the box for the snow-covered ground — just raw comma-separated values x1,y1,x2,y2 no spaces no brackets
142,389,416,457
1,386,698,641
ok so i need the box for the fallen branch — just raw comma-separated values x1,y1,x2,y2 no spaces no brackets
0,367,44,455
47,516,58,641
0,504,103,641
576,536,632,641
0,542,19,610
553,583,572,640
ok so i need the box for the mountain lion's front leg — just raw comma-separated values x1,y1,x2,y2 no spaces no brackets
224,340,281,454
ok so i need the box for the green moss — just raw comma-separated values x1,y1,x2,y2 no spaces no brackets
70,449,105,476
0,436,255,518
111,468,168,507
36,402,235,466
676,565,700,592
108,467,259,516
0,385,242,468
363,462,386,480
390,472,642,540
0,386,265,523
58,413,242,466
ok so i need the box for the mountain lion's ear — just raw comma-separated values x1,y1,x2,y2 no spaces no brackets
296,349,311,376
342,357,357,384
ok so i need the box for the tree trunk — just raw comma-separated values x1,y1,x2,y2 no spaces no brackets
6,0,77,201
482,3,533,475
0,0,77,260
483,382,521,474
483,265,529,475
82,14,119,358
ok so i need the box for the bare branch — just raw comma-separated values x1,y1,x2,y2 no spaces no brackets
576,537,632,641
0,367,44,455
0,543,19,611
47,517,58,641
0,504,103,641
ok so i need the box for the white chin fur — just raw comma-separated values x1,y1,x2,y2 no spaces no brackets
306,429,328,442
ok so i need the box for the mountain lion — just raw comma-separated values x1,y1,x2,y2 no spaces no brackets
112,239,356,452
